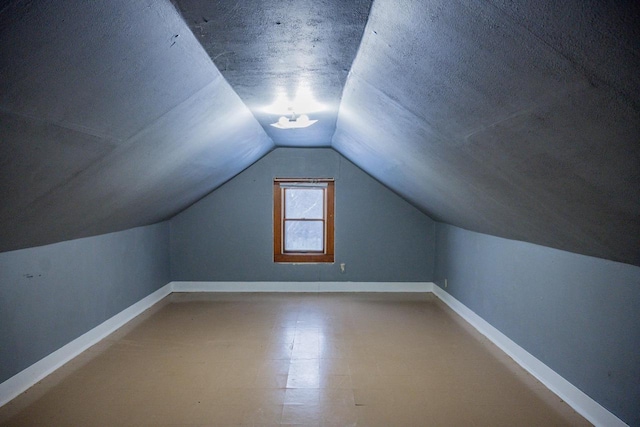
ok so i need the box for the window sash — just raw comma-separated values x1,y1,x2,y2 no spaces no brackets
274,178,334,263
283,219,325,253
283,186,326,253
283,187,325,220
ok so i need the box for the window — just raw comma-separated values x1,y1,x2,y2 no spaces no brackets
274,178,334,263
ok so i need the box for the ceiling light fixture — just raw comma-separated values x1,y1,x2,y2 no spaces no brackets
264,85,324,129
270,112,318,129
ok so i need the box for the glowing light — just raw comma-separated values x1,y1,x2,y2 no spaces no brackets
292,86,325,114
265,93,292,116
263,84,325,130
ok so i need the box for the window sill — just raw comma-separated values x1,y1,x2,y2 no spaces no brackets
274,253,335,263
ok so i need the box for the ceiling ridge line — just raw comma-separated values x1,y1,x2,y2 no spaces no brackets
0,77,250,229
0,107,124,144
337,78,609,262
342,70,451,144
117,75,233,147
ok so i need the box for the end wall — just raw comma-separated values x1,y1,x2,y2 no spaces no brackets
170,148,435,282
0,222,170,383
434,223,640,426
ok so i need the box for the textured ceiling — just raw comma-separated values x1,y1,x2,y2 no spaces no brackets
333,0,640,265
173,0,372,147
0,0,273,252
0,0,638,266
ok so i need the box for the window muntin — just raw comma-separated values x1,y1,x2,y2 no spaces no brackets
274,178,334,263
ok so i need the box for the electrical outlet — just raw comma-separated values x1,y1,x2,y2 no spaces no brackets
444,278,448,288
340,263,346,273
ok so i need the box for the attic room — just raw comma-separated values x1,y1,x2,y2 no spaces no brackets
0,0,638,425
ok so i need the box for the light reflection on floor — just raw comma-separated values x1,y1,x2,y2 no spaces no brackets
0,292,590,426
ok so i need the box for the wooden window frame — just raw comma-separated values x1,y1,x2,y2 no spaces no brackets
274,178,335,263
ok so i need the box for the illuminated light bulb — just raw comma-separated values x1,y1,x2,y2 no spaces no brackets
268,87,321,129
297,114,310,125
263,93,291,115
263,86,325,115
293,87,324,114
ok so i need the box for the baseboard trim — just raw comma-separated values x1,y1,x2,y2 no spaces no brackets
431,284,627,427
0,283,172,408
0,281,626,426
170,281,433,293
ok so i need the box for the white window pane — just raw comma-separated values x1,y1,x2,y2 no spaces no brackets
284,221,324,251
285,189,323,219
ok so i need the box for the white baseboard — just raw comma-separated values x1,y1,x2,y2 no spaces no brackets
170,281,433,293
0,281,626,427
0,283,172,407
431,284,627,427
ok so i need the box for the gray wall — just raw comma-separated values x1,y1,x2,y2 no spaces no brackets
0,222,170,383
171,148,435,282
434,223,640,426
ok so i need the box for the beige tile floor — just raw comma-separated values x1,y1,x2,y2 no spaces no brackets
0,292,590,426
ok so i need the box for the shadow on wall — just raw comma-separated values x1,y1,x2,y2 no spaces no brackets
434,223,640,427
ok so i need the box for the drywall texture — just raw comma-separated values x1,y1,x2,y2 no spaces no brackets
0,223,170,384
334,0,640,267
171,148,435,282
434,223,640,426
0,0,273,254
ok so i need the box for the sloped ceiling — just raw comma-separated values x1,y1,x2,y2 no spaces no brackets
0,0,638,266
332,0,640,266
0,0,273,252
